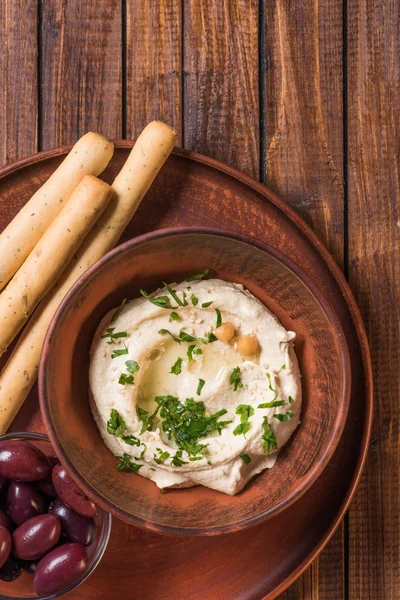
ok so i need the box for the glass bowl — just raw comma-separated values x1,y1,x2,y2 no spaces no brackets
0,432,112,599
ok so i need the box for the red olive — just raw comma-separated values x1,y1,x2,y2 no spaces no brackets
7,482,45,525
0,441,51,481
49,500,95,546
51,466,97,518
33,543,88,595
12,514,61,560
0,526,11,568
37,475,58,499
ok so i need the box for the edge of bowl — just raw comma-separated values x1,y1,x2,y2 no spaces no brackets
39,227,352,536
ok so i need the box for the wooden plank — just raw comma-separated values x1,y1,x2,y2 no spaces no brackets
347,0,400,598
264,0,344,267
264,1,346,598
0,0,38,165
41,0,122,147
184,0,259,178
125,0,182,144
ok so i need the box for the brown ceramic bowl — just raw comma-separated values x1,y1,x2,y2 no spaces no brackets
39,228,351,536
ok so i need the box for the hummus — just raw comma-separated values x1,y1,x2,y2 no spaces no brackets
89,278,301,495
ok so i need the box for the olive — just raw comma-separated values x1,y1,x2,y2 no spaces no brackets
0,555,24,582
49,500,95,547
12,514,61,561
52,466,97,518
0,441,51,481
33,543,88,595
7,482,45,525
0,508,12,531
0,526,11,568
37,475,58,499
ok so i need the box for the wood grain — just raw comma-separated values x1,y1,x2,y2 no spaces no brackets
183,0,259,178
40,0,122,147
0,0,38,165
264,1,345,598
347,0,400,598
125,0,182,144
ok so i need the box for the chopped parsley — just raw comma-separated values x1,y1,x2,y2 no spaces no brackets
171,451,188,467
118,373,134,385
215,308,222,328
169,311,181,321
111,298,128,322
158,329,182,343
147,395,232,460
196,378,205,396
230,367,243,391
159,329,217,345
274,412,294,422
233,404,254,436
281,364,286,370
140,289,177,309
191,294,199,306
107,409,141,446
262,418,278,456
163,282,188,307
111,344,129,359
207,332,218,343
117,453,142,472
266,372,278,401
154,448,170,464
101,327,128,345
125,360,139,374
201,301,213,308
170,357,182,375
288,396,294,404
178,331,197,343
187,344,203,362
240,453,251,464
185,268,210,281
137,407,157,434
257,400,286,409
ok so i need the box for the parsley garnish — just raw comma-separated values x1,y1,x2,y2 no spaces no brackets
153,396,231,460
140,289,177,309
281,364,286,370
101,327,128,345
191,294,199,306
158,329,182,343
240,453,251,464
230,367,243,391
126,360,139,373
201,301,213,308
117,453,142,472
169,311,181,321
159,329,217,346
274,412,294,422
111,298,128,322
288,396,294,404
154,448,170,464
207,332,218,343
266,373,278,401
171,451,188,466
163,282,188,307
178,331,197,343
107,409,141,446
196,378,205,396
233,404,254,436
111,344,129,359
215,308,222,328
170,357,182,375
257,400,286,408
187,345,203,362
262,418,278,456
118,373,133,384
185,268,210,281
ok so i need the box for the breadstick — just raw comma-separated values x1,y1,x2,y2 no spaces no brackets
0,132,114,291
0,175,113,356
0,121,176,433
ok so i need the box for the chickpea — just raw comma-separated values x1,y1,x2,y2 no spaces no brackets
215,322,235,344
237,334,259,357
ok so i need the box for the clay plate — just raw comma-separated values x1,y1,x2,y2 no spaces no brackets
39,229,351,535
0,144,372,598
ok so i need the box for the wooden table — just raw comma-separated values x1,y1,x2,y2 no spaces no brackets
0,1,397,599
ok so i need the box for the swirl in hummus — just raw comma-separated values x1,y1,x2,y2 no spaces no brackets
89,276,302,495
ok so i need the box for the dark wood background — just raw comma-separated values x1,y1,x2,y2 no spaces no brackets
0,1,398,598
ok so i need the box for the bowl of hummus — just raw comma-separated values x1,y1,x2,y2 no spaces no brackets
40,229,351,535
